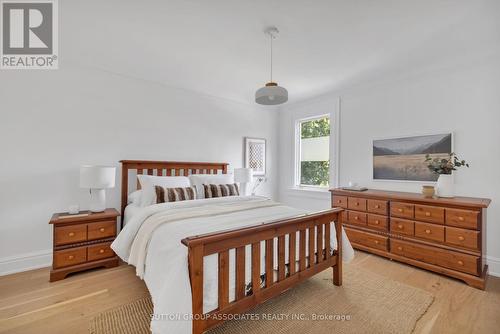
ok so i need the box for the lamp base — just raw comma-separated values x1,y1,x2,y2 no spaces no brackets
90,188,106,212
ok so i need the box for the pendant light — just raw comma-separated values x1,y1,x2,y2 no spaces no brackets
255,26,288,105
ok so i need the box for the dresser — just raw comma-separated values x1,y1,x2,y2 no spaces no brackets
49,209,120,281
330,188,491,289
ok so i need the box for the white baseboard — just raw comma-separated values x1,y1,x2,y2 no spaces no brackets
0,249,52,276
486,256,500,278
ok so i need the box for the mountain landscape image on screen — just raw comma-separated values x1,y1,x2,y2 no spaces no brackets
373,133,452,181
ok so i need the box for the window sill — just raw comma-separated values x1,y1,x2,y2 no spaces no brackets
283,187,331,200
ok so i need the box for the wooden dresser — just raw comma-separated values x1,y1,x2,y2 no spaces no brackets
49,209,120,281
330,188,491,289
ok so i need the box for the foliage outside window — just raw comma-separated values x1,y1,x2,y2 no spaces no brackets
298,116,330,187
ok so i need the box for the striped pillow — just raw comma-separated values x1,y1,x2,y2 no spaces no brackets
155,186,197,203
203,183,239,198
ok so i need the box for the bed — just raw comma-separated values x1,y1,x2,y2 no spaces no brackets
112,160,353,334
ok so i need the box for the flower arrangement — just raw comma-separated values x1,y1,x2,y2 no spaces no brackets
425,153,469,175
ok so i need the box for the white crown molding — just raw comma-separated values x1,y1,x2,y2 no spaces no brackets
0,249,52,276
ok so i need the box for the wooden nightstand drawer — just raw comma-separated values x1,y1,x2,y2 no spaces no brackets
54,224,87,246
415,204,444,224
415,222,444,243
88,221,116,240
445,208,479,230
53,247,87,269
390,202,414,219
390,218,414,236
88,242,114,261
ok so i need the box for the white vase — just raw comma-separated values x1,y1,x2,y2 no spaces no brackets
436,174,454,198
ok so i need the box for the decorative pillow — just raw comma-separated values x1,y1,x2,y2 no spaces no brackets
189,174,234,199
137,175,191,207
155,186,197,203
203,183,239,198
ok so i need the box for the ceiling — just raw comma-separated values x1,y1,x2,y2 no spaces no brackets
61,0,500,105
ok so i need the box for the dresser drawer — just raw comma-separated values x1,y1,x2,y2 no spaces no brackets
414,222,444,243
347,211,367,227
391,239,479,275
88,220,116,240
53,247,87,269
390,218,414,236
390,202,414,219
87,242,115,261
341,210,348,224
415,205,444,224
348,197,367,211
367,199,388,215
345,227,388,251
445,226,479,250
332,195,348,209
445,209,479,230
54,224,87,246
367,214,388,231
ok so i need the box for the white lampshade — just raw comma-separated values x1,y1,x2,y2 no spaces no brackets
234,168,253,183
255,82,288,105
80,166,116,189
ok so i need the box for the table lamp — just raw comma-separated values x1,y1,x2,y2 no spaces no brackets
234,168,253,196
80,165,116,212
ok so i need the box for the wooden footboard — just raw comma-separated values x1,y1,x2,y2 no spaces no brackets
181,208,344,334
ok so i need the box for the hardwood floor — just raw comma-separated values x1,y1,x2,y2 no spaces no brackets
1,251,499,334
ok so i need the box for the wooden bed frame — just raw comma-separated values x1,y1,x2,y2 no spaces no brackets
120,160,343,334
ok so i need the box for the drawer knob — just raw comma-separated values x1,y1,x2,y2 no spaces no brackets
398,224,403,229
425,229,431,234
375,205,380,209
397,246,403,251
375,220,380,225
374,240,379,244
354,216,359,220
68,232,75,237
68,255,74,260
398,208,403,213
458,216,465,222
337,200,341,203
355,203,359,206
457,260,464,266
425,212,431,217
458,236,465,241
99,228,105,232
99,249,105,254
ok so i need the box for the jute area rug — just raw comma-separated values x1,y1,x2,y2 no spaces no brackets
90,266,433,334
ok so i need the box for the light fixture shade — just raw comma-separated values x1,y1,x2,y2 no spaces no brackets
80,165,116,189
255,82,288,105
234,168,253,183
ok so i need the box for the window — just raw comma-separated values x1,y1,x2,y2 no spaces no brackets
295,115,330,188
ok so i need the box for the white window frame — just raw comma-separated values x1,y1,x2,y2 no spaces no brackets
294,113,332,190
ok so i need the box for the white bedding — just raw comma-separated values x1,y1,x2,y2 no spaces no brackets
123,203,142,226
112,196,354,334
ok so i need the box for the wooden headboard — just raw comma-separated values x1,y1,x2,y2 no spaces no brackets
120,160,229,224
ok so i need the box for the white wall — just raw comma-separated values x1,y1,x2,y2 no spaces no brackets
278,57,500,275
0,67,278,275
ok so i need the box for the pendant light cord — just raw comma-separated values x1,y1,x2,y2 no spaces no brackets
270,33,273,82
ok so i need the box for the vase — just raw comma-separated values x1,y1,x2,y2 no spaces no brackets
422,185,435,198
436,174,454,198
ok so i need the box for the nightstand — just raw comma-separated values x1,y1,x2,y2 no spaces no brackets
49,208,120,281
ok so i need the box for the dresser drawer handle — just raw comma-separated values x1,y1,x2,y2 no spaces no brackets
457,260,464,266
425,212,431,217
374,204,380,209
99,228,105,232
397,246,403,251
337,200,342,203
355,203,359,206
68,232,75,237
374,220,380,225
458,236,465,241
374,240,379,245
99,249,105,254
425,229,431,234
354,216,359,220
68,255,74,260
458,216,465,221
398,208,403,213
397,224,403,229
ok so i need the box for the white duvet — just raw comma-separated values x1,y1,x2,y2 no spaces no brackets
112,196,354,334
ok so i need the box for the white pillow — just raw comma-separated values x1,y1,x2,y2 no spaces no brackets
127,190,143,205
189,174,234,199
137,175,191,207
